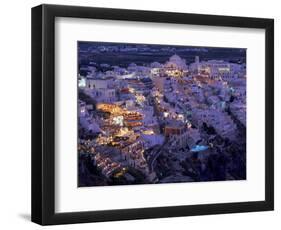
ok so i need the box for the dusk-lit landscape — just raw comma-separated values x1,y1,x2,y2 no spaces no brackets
78,41,246,187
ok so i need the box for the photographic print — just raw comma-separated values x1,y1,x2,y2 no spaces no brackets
32,5,274,224
78,41,246,187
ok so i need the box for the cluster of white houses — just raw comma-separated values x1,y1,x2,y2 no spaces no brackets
78,54,246,180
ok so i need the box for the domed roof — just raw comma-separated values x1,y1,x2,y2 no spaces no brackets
169,54,182,62
165,54,187,70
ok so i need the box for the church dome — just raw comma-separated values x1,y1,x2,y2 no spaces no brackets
165,54,187,70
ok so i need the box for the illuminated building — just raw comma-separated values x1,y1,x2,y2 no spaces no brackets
93,153,122,178
123,111,143,127
85,78,113,89
164,54,188,77
124,77,152,93
112,116,124,126
164,120,197,148
96,103,125,115
120,139,148,173
84,77,117,102
164,121,186,137
190,57,245,80
89,88,116,103
78,75,86,88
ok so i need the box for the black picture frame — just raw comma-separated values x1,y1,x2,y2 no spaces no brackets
31,4,274,225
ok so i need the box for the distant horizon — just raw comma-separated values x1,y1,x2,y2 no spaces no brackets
78,41,246,68
78,40,246,52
